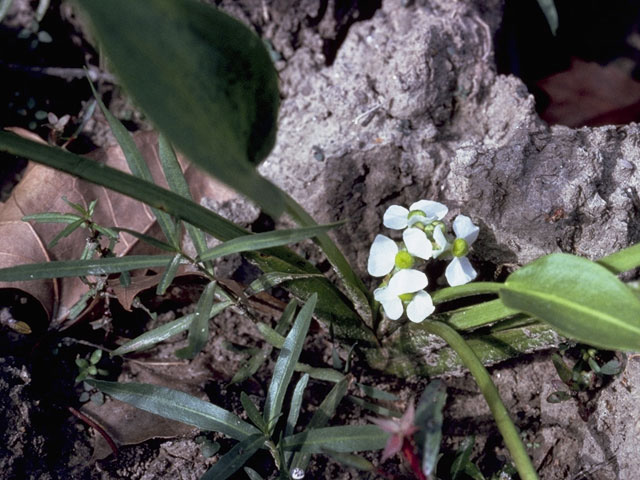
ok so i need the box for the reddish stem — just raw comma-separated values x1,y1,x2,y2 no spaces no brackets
402,438,428,480
68,406,118,456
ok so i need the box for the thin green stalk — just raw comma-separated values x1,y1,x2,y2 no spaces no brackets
421,320,538,480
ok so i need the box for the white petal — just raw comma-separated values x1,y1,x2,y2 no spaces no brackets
367,235,398,277
388,269,428,295
407,214,429,227
380,296,404,320
383,205,409,230
452,215,479,245
406,291,435,323
409,200,448,220
445,256,477,287
432,225,450,259
403,228,432,260
374,286,396,303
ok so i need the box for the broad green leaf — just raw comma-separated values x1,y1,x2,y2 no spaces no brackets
281,425,388,453
285,374,309,439
158,134,210,263
0,254,175,281
263,294,317,424
22,212,82,224
290,377,349,471
415,380,447,476
598,242,640,274
240,392,268,434
87,379,260,440
176,281,217,359
247,272,324,296
156,254,182,295
112,300,232,355
500,253,640,351
0,132,377,345
90,80,179,246
200,434,265,480
197,223,342,262
76,0,284,216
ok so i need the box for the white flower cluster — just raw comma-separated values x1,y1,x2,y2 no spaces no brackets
367,200,479,323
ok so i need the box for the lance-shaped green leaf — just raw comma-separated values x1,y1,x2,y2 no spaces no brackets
0,254,175,281
263,294,317,425
246,272,324,296
75,0,283,216
89,80,179,246
500,253,640,351
197,223,343,262
0,132,377,345
240,392,268,434
243,467,265,480
200,433,266,480
597,242,640,274
281,425,389,453
415,380,447,476
176,281,217,359
290,376,350,471
156,253,182,295
22,212,82,224
112,300,232,356
86,379,260,440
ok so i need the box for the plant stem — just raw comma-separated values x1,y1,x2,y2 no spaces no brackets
421,320,538,480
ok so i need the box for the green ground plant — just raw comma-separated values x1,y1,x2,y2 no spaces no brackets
1,0,640,478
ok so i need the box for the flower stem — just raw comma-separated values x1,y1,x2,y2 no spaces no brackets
402,438,427,480
420,320,538,480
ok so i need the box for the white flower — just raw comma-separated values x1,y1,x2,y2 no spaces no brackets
383,200,448,230
445,215,479,286
373,270,435,322
367,229,433,277
431,224,450,259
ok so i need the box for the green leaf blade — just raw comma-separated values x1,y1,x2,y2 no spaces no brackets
500,253,640,351
281,425,389,453
176,281,217,359
86,380,260,440
76,0,283,216
200,434,265,480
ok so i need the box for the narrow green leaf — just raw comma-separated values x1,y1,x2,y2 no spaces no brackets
48,218,85,248
0,254,175,281
247,272,324,296
87,379,260,440
89,80,180,247
276,299,298,334
200,434,265,480
264,294,317,425
431,282,502,305
285,374,309,439
156,253,183,295
22,212,82,224
229,345,271,385
536,0,559,35
598,242,640,274
113,227,179,253
257,323,285,348
112,300,231,355
293,365,344,383
243,467,265,480
240,392,268,434
76,0,284,216
321,450,375,471
347,396,402,418
446,299,521,331
290,376,349,471
356,383,397,402
500,253,640,351
551,353,573,385
451,436,476,480
282,425,389,453
176,281,217,359
158,134,210,262
198,224,342,262
415,380,447,476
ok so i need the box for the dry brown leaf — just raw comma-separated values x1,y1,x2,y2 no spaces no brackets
0,129,237,327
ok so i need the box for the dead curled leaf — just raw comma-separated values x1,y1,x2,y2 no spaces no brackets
0,128,238,327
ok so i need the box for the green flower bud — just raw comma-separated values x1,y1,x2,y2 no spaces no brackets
408,210,425,220
452,238,469,257
394,251,414,269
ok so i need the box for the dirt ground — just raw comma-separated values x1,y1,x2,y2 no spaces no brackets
1,1,640,479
